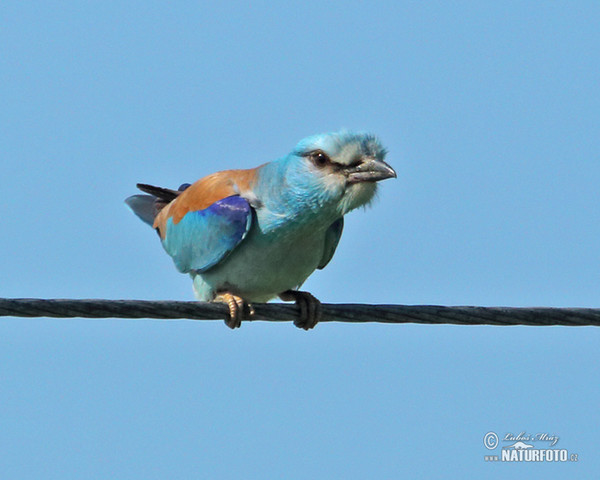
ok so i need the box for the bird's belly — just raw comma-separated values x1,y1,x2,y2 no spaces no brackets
195,229,326,302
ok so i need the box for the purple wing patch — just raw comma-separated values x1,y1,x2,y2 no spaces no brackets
162,195,253,273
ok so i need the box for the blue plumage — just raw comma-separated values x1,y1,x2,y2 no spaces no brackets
125,195,157,226
126,131,395,329
162,196,252,273
318,217,344,270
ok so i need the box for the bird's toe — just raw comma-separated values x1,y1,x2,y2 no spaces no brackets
215,292,245,329
280,290,321,330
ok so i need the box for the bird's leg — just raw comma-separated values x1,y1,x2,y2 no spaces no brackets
214,292,254,329
279,290,322,330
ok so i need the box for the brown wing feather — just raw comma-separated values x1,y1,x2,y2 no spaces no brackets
153,167,260,237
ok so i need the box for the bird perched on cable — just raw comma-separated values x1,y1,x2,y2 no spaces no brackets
125,131,395,330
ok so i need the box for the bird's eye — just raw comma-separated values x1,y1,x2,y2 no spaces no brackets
311,151,330,168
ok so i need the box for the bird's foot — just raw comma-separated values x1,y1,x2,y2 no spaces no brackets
214,292,254,329
279,290,321,330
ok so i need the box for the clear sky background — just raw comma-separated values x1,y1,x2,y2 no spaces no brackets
1,1,599,478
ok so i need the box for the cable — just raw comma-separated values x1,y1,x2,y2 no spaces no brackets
1,298,599,326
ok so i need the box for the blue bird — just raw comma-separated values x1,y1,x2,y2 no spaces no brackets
125,131,396,329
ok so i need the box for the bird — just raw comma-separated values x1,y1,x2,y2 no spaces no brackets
125,131,396,330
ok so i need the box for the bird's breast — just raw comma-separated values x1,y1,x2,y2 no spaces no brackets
197,215,330,302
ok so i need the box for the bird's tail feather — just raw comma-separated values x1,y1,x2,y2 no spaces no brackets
136,183,181,203
125,183,190,226
125,194,161,226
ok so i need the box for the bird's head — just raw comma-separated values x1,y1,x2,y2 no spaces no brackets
290,131,396,216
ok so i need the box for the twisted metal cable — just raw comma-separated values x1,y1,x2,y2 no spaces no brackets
1,298,599,326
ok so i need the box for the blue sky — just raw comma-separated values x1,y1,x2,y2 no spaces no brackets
1,1,599,478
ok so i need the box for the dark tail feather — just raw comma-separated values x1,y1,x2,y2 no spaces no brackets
136,183,181,203
125,183,191,226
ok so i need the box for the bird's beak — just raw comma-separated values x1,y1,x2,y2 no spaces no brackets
346,158,397,184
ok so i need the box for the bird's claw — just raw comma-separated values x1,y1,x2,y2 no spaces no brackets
279,290,321,330
214,292,254,329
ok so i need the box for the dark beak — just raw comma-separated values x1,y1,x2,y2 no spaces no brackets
346,158,397,184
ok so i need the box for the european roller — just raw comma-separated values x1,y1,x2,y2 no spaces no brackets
125,131,395,330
